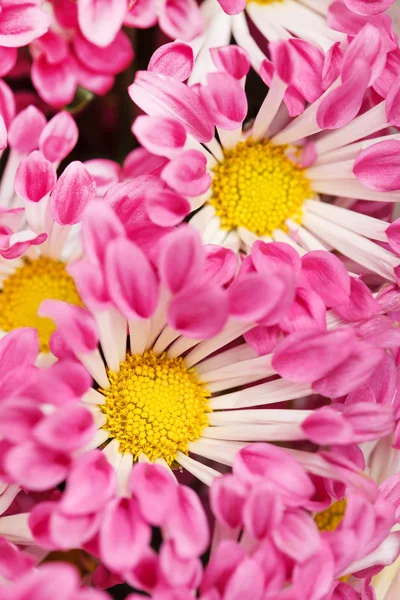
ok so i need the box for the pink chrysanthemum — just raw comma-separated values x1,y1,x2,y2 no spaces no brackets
129,32,400,285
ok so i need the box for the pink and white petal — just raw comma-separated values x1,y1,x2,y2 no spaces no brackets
33,30,69,65
31,55,77,109
166,485,209,559
51,161,96,225
125,0,157,28
158,226,204,294
161,150,211,196
33,405,95,453
344,0,396,16
0,46,17,77
39,300,99,354
84,159,121,196
14,150,56,203
210,46,250,80
0,3,50,48
216,0,246,16
133,115,186,157
168,284,228,339
4,441,70,491
39,111,79,164
158,0,204,41
342,23,387,86
300,250,351,308
199,72,247,130
128,71,214,143
73,31,133,75
78,0,128,48
353,140,400,192
146,188,190,226
8,105,47,155
129,463,177,527
148,42,194,82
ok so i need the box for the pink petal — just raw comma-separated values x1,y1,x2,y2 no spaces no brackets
166,485,209,559
73,31,133,75
333,278,381,322
14,150,56,203
105,237,159,319
84,159,121,195
0,46,17,77
273,509,320,562
34,405,95,453
168,283,228,338
34,30,69,65
200,72,247,130
210,46,250,80
51,161,96,225
342,23,387,86
223,558,264,600
344,0,396,16
243,483,283,539
0,4,50,48
39,301,99,354
316,60,371,129
158,0,203,41
386,74,400,126
313,340,386,397
233,443,315,506
100,498,151,571
244,325,280,356
161,150,211,196
300,251,351,308
4,441,70,491
302,408,355,445
122,146,168,177
124,0,157,28
133,115,186,157
158,226,204,294
146,188,190,226
78,0,128,47
60,450,116,516
129,71,214,143
148,42,194,82
228,273,285,322
27,359,92,407
0,538,35,580
292,542,334,600
279,287,327,333
129,463,178,526
31,55,77,108
0,399,42,443
39,111,79,163
70,54,115,96
272,328,356,383
204,245,238,286
252,240,302,279
81,200,125,266
210,474,246,529
0,79,16,128
216,0,246,15
0,327,39,377
353,140,400,192
51,510,102,549
29,501,58,549
8,105,47,154
387,218,400,254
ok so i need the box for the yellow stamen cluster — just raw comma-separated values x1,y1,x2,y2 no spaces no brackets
0,256,82,352
249,0,284,5
100,351,211,465
314,499,347,532
210,139,312,237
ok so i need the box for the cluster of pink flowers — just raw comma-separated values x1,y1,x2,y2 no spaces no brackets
1,1,400,599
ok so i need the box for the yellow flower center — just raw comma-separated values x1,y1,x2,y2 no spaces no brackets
314,499,347,532
210,140,312,237
248,0,284,4
0,256,82,353
99,351,211,465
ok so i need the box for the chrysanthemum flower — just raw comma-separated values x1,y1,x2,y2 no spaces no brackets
36,201,388,488
129,33,400,283
28,445,400,600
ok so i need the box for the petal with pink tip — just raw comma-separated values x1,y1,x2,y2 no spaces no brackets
124,0,157,27
210,474,246,529
105,237,159,319
148,42,194,82
0,47,17,77
34,405,95,453
0,328,39,377
313,341,385,397
158,226,204,294
39,301,99,354
0,79,16,128
29,502,58,549
166,485,209,559
31,55,77,109
204,245,237,286
158,0,203,41
387,218,400,255
129,71,214,143
35,30,69,65
199,72,247,130
51,161,96,225
333,278,380,322
252,240,302,279
223,558,264,600
0,399,42,443
300,251,351,308
279,287,327,333
244,325,280,356
73,31,133,75
100,498,151,571
228,273,284,322
272,328,355,383
133,115,186,157
14,150,56,203
344,0,396,16
210,46,250,80
342,24,387,86
78,0,127,48
168,284,228,338
60,451,116,516
8,106,47,154
0,537,35,580
4,441,70,491
273,509,320,562
51,510,102,549
386,75,400,126
243,483,283,540
216,0,246,15
353,140,400,192
81,200,125,266
0,4,50,48
316,61,371,129
302,408,354,445
146,188,190,226
39,111,79,164
161,150,211,196
129,463,177,527
84,159,121,196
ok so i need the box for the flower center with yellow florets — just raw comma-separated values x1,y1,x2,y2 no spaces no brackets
210,139,312,237
99,351,211,465
0,256,83,353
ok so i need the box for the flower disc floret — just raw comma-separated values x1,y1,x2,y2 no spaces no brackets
314,499,347,532
210,139,312,237
100,351,211,465
0,257,82,352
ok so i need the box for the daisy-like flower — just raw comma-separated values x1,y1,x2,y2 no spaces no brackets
37,201,388,489
129,32,400,283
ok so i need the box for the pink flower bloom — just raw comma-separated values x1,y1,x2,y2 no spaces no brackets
129,37,400,285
